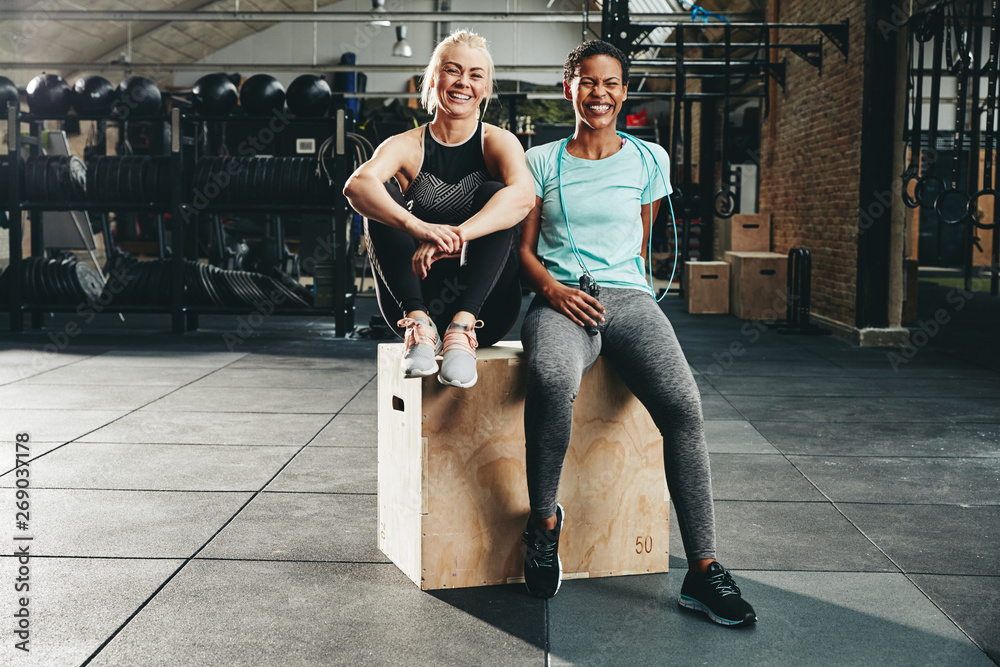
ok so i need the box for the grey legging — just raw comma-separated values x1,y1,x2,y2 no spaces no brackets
522,286,717,561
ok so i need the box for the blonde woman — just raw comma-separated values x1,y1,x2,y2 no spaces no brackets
344,29,534,387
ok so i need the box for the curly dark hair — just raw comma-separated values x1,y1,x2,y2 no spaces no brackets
563,40,629,85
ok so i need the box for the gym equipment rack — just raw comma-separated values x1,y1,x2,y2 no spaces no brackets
2,103,356,335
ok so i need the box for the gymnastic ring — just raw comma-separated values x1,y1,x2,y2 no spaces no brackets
901,172,920,209
935,187,971,225
914,175,945,209
967,188,1000,229
713,188,737,218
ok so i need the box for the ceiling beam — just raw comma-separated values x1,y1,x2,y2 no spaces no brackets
0,10,758,23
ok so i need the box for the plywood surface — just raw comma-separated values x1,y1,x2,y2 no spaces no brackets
378,342,670,590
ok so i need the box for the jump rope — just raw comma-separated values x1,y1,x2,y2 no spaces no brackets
556,131,679,305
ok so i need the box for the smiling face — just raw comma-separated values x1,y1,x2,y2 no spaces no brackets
565,54,628,131
431,44,491,119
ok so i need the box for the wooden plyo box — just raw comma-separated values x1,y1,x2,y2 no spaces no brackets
725,251,788,320
377,341,669,591
720,213,772,253
685,261,731,314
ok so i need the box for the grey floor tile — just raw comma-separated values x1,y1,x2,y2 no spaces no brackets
266,446,375,494
1,408,131,443
18,364,215,386
198,492,387,562
699,394,746,420
144,385,358,414
192,366,376,390
0,557,182,667
341,384,377,414
904,396,1000,423
726,396,962,423
710,454,826,502
751,421,1000,457
87,561,543,667
790,456,1000,505
704,420,781,454
310,413,377,447
708,374,873,397
71,350,247,368
910,574,1000,664
547,571,991,666
843,503,1000,575
6,489,251,558
225,354,375,370
682,501,896,572
0,439,66,470
692,359,859,379
0,349,95,375
77,409,332,446
0,384,175,411
0,442,300,492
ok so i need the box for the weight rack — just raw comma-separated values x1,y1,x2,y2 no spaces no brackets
2,103,357,335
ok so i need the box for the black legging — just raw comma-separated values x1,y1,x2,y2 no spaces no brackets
365,180,521,347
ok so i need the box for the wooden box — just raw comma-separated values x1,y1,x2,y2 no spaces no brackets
685,261,730,314
720,213,772,253
377,341,669,590
725,251,789,320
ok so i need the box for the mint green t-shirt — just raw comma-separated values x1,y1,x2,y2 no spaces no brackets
526,137,672,292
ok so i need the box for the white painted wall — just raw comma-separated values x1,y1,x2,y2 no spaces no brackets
175,0,585,96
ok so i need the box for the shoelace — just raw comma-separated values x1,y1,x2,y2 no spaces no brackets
522,529,558,568
397,317,436,351
706,570,742,598
442,320,484,355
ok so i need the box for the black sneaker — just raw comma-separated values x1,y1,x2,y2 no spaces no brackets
679,561,757,627
522,504,564,599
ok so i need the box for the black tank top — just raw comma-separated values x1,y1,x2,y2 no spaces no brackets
404,122,491,226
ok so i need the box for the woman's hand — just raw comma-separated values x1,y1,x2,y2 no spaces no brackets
404,219,464,255
411,241,451,279
543,282,605,328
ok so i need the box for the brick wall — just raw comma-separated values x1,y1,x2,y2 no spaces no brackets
757,0,865,326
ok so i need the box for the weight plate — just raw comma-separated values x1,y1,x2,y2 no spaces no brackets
237,271,262,305
290,158,303,203
44,157,61,203
36,257,53,303
122,156,137,203
86,157,102,201
249,159,263,204
68,156,87,201
47,257,67,303
281,157,294,202
25,157,44,202
239,157,252,204
96,156,112,202
74,262,104,302
263,158,277,203
34,256,52,303
200,263,221,306
106,157,121,204
58,257,76,303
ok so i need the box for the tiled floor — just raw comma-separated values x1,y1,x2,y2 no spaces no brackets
0,280,997,666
